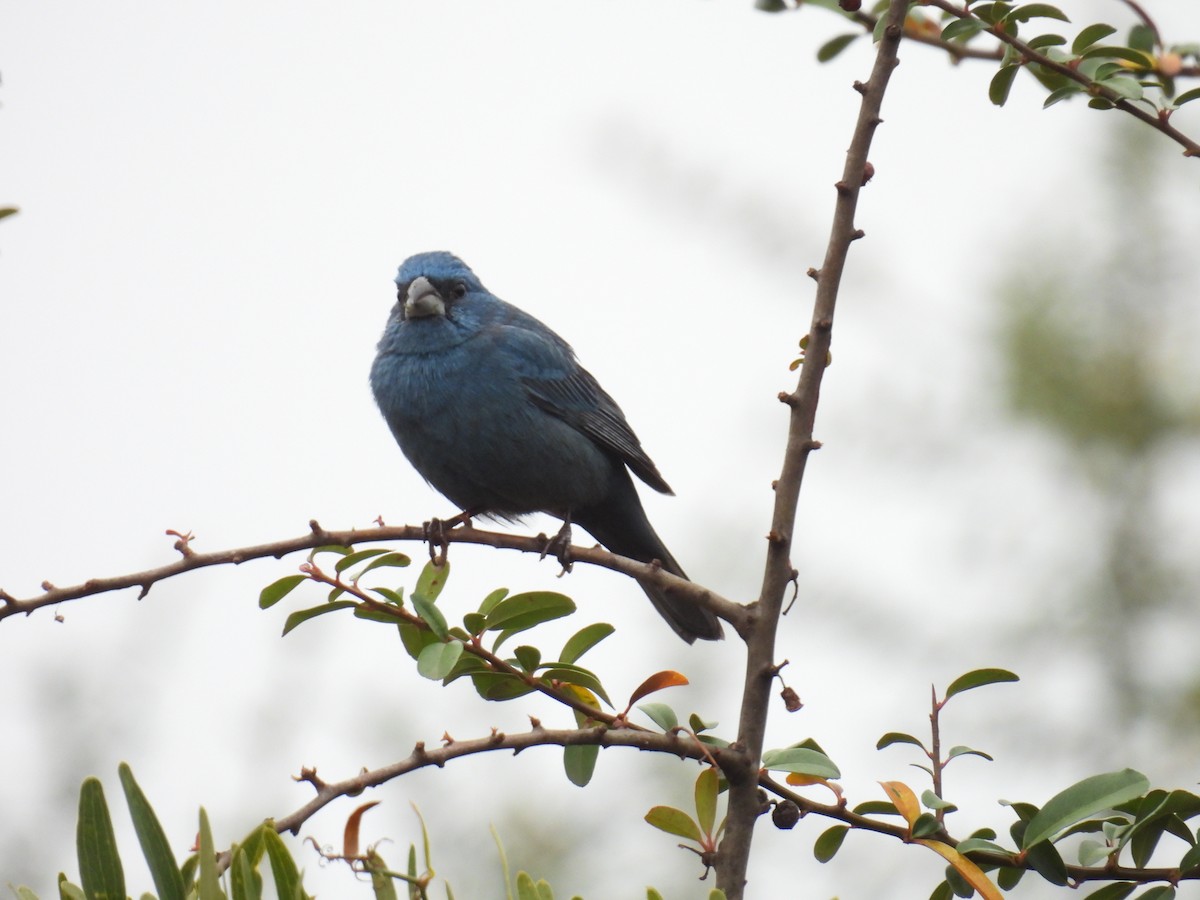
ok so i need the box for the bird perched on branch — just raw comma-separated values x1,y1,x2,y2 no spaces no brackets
370,251,722,643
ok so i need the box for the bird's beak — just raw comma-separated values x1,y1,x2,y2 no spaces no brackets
403,276,446,319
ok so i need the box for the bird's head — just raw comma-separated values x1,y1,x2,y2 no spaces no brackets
393,252,487,322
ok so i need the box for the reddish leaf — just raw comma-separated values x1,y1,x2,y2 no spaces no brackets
627,671,689,706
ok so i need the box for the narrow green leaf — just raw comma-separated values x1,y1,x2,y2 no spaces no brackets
944,668,1020,699
813,825,848,862
941,18,986,42
988,64,1020,106
118,763,186,900
416,640,464,680
261,827,304,900
540,665,611,706
1007,3,1069,24
921,790,958,812
485,592,575,633
1044,84,1083,107
761,748,841,779
1072,22,1117,54
282,600,357,636
954,837,1011,855
230,845,263,900
357,551,412,576
559,623,615,665
310,544,352,559
1081,45,1153,68
948,745,994,762
638,702,678,732
563,743,599,787
1023,770,1151,848
1027,33,1067,49
695,768,719,836
415,559,450,602
196,808,221,900
77,778,125,900
852,800,900,816
1082,885,1136,900
470,672,537,701
644,806,702,842
1025,838,1069,885
1173,86,1200,107
877,731,927,751
259,575,307,609
412,593,450,640
371,586,405,606
334,547,391,574
1136,887,1176,900
817,33,859,62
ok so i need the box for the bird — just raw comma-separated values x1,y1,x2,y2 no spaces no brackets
370,251,723,643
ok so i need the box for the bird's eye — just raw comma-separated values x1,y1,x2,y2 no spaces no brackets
451,281,468,299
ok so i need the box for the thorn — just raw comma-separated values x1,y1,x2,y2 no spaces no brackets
166,529,195,557
529,715,543,730
374,515,386,527
441,732,455,746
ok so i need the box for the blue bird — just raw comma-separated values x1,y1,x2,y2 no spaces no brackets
370,251,723,643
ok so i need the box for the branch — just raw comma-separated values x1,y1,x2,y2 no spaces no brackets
924,0,1200,157
273,722,724,839
715,1,910,897
0,520,747,632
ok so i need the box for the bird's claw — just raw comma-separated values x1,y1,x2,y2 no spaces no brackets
539,521,574,577
423,511,474,566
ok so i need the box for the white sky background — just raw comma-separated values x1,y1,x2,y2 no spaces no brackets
3,2,1200,897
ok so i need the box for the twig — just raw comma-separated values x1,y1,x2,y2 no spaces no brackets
0,520,747,633
714,1,910,897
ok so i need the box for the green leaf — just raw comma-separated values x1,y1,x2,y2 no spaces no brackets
761,747,841,779
1098,75,1143,101
1173,86,1200,107
944,668,1020,699
282,600,357,636
412,593,450,640
814,825,848,862
1082,885,1136,900
0,207,19,221
1081,45,1153,68
1027,33,1067,49
310,543,352,559
948,745,994,762
922,790,958,812
57,878,87,900
417,640,465,680
941,18,986,42
334,547,391,574
230,845,263,900
817,33,859,62
563,744,599,787
852,800,900,816
398,622,439,660
370,586,405,606
539,665,611,706
877,731,927,751
1044,84,1083,107
478,587,509,615
196,808,221,900
1023,770,1151,848
1078,838,1113,866
77,778,126,900
1179,841,1200,871
1025,838,1069,885
644,806,702,842
996,865,1024,890
971,2,1014,26
1007,3,1069,24
485,591,575,634
470,672,537,701
261,827,304,900
695,768,719,836
689,713,718,733
415,559,450,602
513,645,541,673
638,702,678,732
118,763,186,900
913,813,941,838
928,882,953,900
559,623,614,665
1136,888,1176,900
259,575,307,609
357,551,412,576
955,837,1011,855
1072,22,1117,54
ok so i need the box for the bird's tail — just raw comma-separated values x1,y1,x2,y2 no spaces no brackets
575,499,724,644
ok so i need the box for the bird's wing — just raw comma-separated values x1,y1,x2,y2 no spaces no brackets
499,323,674,495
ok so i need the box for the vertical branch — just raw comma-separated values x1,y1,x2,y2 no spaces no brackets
715,2,910,897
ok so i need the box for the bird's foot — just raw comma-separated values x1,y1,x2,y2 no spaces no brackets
538,520,574,577
423,510,475,566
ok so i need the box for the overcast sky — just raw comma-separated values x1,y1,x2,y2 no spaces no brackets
4,2,1200,897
